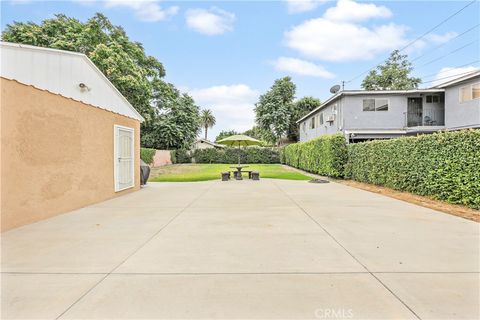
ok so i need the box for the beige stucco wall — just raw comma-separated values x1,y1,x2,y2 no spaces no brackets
1,78,141,231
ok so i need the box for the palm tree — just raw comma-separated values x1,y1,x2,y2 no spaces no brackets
200,109,216,140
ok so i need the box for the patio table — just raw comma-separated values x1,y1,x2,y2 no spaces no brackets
230,165,249,180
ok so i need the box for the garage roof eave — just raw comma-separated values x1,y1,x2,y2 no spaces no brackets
1,41,145,122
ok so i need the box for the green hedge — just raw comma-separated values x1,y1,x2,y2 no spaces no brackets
345,129,480,209
170,149,191,164
193,147,280,164
282,130,479,208
140,148,156,165
281,134,348,178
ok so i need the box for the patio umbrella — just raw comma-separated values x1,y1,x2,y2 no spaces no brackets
216,134,261,165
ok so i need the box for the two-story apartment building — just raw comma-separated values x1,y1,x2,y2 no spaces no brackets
434,71,480,130
298,71,479,142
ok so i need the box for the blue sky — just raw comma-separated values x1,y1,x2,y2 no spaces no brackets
2,0,479,138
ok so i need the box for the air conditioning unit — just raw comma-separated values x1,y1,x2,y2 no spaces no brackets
327,115,335,122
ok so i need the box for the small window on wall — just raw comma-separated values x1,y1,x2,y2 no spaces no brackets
375,99,389,111
310,117,315,129
460,86,471,102
363,99,375,111
363,99,388,111
473,83,480,100
460,82,480,102
319,112,324,125
302,122,306,132
426,95,439,103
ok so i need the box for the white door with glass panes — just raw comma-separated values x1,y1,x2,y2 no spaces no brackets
114,125,134,191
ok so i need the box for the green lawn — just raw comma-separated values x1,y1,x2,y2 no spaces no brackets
149,164,312,182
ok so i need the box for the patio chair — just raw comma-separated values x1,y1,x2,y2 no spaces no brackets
424,116,437,126
221,172,230,181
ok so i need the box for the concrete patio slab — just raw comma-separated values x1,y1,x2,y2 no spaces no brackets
163,206,323,235
2,179,479,319
91,182,211,208
2,206,183,273
299,198,479,272
1,273,104,320
114,232,365,273
60,274,416,319
374,273,480,319
190,180,294,208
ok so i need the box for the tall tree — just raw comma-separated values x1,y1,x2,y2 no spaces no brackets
200,109,216,140
142,81,201,149
255,77,296,145
215,130,239,142
2,13,200,149
243,126,263,140
361,50,421,90
288,96,321,141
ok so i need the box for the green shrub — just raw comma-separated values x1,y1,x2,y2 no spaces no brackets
140,148,156,165
345,129,480,209
172,149,192,163
281,134,348,178
193,147,280,164
169,150,177,164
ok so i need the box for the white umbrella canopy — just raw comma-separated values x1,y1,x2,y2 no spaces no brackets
216,134,261,165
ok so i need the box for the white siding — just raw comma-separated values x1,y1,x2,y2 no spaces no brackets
444,78,480,129
299,100,343,141
298,91,448,142
0,42,144,121
343,95,407,129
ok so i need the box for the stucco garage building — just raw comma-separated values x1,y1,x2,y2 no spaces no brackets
1,42,144,231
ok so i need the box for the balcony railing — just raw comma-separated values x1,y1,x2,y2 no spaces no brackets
406,109,445,127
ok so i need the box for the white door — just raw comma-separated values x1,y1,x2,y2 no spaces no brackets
114,125,134,191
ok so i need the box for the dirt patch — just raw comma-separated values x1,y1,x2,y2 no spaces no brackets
338,180,479,223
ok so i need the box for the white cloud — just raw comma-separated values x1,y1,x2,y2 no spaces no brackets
323,0,391,22
188,84,259,137
271,57,335,78
425,32,458,44
284,0,458,62
431,66,479,87
185,7,235,35
285,17,408,61
283,0,456,62
285,0,327,14
405,31,459,54
103,0,178,22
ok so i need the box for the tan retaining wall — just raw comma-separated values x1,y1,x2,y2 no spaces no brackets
1,78,141,231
